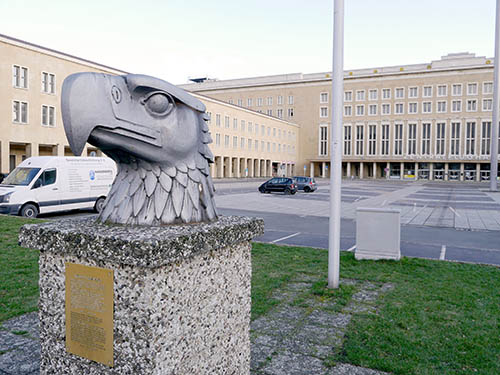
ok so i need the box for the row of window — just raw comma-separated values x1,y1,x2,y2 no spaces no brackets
344,82,493,102
12,101,56,127
340,98,492,117
206,112,296,140
213,133,296,154
228,95,294,107
12,65,56,94
318,121,499,157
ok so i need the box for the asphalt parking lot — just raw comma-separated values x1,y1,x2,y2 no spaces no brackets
214,178,500,266
39,177,500,266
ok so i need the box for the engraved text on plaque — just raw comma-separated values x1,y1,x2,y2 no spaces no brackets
65,263,113,367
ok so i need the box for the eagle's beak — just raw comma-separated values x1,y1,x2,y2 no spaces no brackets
61,72,113,156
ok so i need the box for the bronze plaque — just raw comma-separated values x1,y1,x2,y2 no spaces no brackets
65,263,114,367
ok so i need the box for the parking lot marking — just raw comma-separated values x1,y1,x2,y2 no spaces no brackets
346,245,356,252
448,206,461,217
271,232,301,243
382,199,387,206
440,245,446,260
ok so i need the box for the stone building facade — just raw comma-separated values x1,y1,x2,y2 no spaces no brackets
0,33,297,178
182,52,500,182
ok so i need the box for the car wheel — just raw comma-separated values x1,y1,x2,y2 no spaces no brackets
94,197,106,213
291,190,296,195
20,204,38,218
284,188,291,195
304,186,311,193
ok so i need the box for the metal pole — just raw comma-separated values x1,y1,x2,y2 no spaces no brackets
328,0,344,289
491,0,500,191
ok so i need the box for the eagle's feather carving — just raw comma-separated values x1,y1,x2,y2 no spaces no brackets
61,73,217,225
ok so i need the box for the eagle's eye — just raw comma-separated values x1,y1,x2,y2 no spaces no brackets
141,91,175,117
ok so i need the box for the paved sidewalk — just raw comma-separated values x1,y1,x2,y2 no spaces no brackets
251,276,392,375
0,312,39,375
0,278,392,375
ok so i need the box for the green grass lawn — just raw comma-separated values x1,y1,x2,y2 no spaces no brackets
252,243,500,375
1,216,499,374
0,215,40,322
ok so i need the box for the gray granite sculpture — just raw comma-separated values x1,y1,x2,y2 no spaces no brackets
61,73,217,225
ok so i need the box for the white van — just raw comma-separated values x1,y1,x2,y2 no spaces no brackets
0,156,116,218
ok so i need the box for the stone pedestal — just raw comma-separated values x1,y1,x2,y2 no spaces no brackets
20,216,263,375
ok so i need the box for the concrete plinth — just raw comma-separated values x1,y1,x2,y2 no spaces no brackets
20,216,264,375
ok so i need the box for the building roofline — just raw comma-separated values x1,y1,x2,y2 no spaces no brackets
180,53,494,91
191,92,300,128
0,33,128,75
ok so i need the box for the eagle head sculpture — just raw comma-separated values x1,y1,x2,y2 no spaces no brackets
61,73,217,226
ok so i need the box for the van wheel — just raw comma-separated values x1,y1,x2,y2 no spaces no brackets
21,204,38,218
304,186,311,193
94,197,106,213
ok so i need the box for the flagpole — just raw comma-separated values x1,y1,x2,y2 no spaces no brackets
328,0,344,289
491,0,500,191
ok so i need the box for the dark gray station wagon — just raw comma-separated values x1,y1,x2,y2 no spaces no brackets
293,176,317,192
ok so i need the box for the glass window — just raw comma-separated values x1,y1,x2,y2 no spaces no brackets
343,125,351,155
356,125,364,155
437,85,447,97
452,84,462,96
467,83,478,95
319,125,328,156
437,101,447,113
483,82,493,94
2,167,40,186
344,105,352,116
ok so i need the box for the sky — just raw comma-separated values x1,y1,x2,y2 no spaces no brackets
0,0,497,84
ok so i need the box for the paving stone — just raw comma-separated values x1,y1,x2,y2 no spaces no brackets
262,351,327,375
1,312,39,340
0,330,33,352
343,303,376,314
271,290,299,303
252,334,282,348
0,340,40,375
251,342,276,371
280,336,333,359
327,363,391,375
351,289,380,303
251,315,297,337
308,310,347,327
293,323,346,346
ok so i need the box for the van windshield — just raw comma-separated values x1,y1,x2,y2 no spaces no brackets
1,167,41,186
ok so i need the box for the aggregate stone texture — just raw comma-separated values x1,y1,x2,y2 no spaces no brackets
19,215,264,268
19,216,263,374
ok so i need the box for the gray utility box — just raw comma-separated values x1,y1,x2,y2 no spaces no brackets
355,207,401,261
